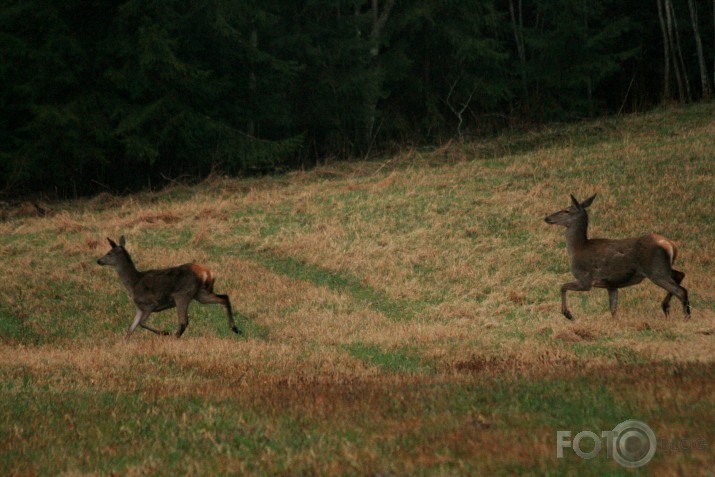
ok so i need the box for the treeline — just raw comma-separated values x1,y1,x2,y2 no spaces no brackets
1,0,713,197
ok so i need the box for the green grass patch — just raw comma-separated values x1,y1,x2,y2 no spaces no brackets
0,306,43,345
343,342,433,374
214,244,423,321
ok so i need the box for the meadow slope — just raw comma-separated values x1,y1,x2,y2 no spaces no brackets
1,104,714,475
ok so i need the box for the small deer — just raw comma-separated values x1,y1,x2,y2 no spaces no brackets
97,236,241,338
544,194,690,320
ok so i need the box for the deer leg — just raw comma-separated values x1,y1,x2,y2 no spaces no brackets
197,289,241,334
174,295,191,338
140,323,171,336
608,288,619,319
560,281,592,321
652,273,690,319
127,308,151,340
661,270,685,317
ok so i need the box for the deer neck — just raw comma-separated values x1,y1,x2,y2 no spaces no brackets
114,252,141,293
565,215,589,257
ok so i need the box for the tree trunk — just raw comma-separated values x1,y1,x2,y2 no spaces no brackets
248,26,258,136
665,0,686,101
657,0,672,101
364,0,396,150
669,0,692,101
509,0,527,98
584,5,594,116
370,0,396,58
687,0,710,99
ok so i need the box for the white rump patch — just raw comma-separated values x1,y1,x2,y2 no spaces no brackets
657,238,674,265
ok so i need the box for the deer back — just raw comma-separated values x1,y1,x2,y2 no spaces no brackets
136,264,206,294
571,234,675,287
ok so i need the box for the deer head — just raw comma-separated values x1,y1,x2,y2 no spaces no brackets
544,194,596,227
97,236,127,266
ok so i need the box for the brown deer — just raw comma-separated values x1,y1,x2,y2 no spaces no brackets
97,236,240,338
544,194,690,320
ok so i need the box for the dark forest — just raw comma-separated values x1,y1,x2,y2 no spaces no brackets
1,0,713,197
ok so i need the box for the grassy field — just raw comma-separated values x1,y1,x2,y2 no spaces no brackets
1,103,714,476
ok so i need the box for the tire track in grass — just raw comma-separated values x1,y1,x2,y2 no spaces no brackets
210,244,422,322
341,342,435,374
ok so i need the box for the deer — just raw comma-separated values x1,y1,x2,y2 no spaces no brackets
544,194,690,321
97,236,241,339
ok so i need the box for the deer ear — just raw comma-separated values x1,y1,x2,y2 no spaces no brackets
107,237,118,248
581,194,596,209
119,236,126,247
570,194,581,209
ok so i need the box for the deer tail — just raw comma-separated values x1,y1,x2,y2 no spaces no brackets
653,235,678,266
190,263,216,292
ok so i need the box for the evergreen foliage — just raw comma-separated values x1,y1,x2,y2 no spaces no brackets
0,0,712,197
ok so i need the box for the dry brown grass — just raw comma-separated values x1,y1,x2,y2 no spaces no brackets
1,104,714,475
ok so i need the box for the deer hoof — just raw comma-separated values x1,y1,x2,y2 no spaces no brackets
562,310,574,321
231,326,241,335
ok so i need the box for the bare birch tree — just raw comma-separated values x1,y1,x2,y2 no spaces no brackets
370,0,395,58
687,0,711,99
363,0,396,149
443,76,478,139
657,0,672,101
665,0,687,101
509,0,528,97
670,0,692,101
248,25,258,136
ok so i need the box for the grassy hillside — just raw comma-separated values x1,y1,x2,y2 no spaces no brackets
1,103,714,475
